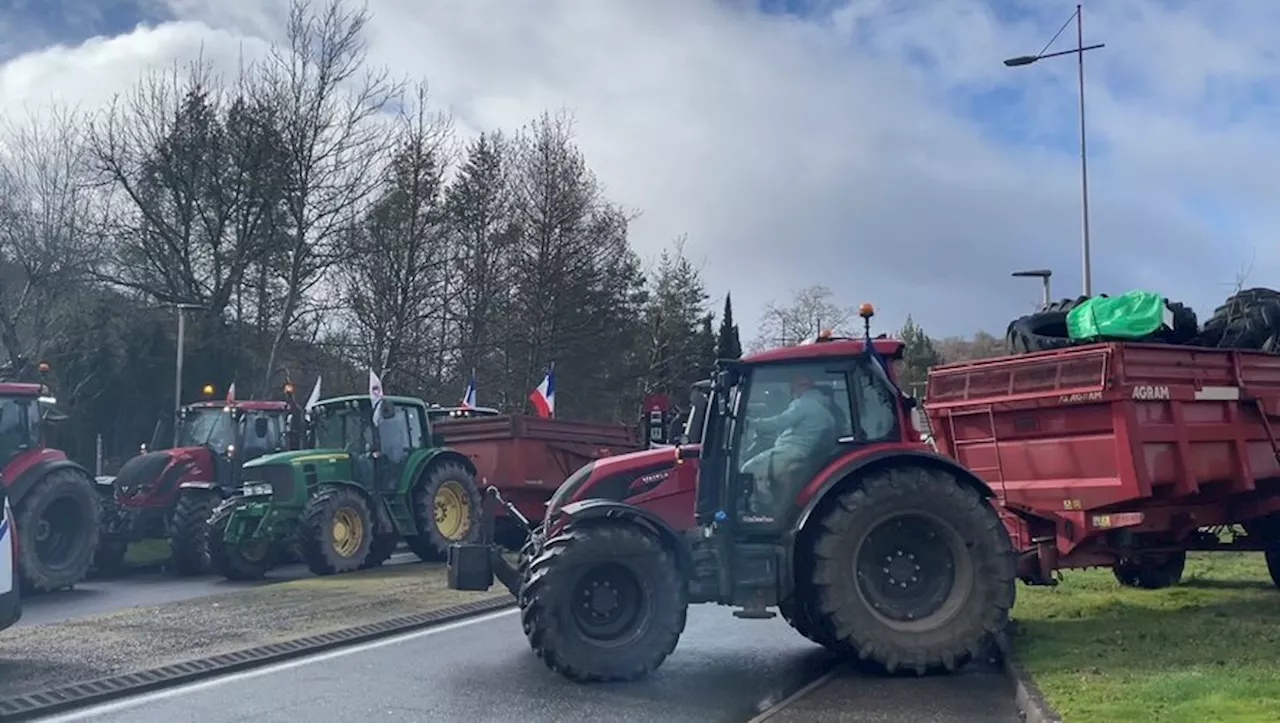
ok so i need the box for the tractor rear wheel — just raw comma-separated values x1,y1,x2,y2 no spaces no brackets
808,465,1015,675
406,462,483,562
520,522,688,682
300,487,373,575
1112,551,1186,589
209,505,273,581
15,468,101,593
170,490,218,577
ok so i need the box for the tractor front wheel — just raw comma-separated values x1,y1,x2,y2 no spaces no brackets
406,462,482,562
520,522,687,682
361,534,399,569
90,491,127,578
808,466,1016,675
1112,551,1186,589
209,506,274,581
170,490,218,576
15,468,101,593
300,487,373,575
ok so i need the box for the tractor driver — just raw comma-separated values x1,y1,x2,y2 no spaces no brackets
740,372,837,514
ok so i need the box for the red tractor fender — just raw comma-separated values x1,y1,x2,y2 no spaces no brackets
782,446,996,601
556,498,695,577
3,451,89,505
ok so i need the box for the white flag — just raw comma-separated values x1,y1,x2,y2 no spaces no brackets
305,375,322,411
226,382,236,404
369,369,384,423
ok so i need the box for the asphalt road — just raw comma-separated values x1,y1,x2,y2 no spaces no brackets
16,552,419,628
40,606,1019,723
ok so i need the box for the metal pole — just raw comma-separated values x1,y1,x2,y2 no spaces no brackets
1041,276,1052,307
174,306,186,447
1076,4,1092,297
95,433,103,476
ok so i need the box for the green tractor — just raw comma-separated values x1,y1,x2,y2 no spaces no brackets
209,394,484,579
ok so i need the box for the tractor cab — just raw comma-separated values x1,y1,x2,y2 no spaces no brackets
0,384,51,472
175,401,290,489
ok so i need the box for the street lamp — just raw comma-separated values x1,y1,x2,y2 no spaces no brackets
173,302,202,446
1004,4,1105,297
1012,269,1053,307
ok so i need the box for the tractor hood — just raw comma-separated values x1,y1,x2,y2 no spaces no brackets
242,449,350,469
545,444,701,518
113,446,214,496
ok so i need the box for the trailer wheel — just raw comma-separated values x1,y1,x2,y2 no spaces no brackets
406,462,483,561
15,468,101,593
520,522,688,682
808,465,1016,675
209,505,273,581
91,490,127,577
300,487,373,575
1112,551,1186,589
1264,548,1280,590
169,489,217,576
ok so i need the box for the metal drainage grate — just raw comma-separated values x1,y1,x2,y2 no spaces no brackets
0,595,516,721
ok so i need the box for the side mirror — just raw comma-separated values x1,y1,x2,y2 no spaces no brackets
254,417,270,438
381,401,397,420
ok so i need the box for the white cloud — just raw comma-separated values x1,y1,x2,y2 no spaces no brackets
1,0,1277,341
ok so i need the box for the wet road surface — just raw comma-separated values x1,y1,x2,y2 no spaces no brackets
17,552,419,627
40,606,1019,723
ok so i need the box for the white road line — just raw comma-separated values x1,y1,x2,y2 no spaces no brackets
36,607,519,722
745,663,844,723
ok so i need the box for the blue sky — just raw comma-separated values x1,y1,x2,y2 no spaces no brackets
0,0,1276,341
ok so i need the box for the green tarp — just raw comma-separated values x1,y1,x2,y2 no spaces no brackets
1066,290,1173,340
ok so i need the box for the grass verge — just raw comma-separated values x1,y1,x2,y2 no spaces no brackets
0,562,506,698
1012,552,1280,722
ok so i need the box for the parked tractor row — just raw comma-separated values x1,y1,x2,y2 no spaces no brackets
0,373,648,594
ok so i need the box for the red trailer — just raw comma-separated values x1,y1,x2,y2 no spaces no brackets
432,414,643,547
925,341,1280,589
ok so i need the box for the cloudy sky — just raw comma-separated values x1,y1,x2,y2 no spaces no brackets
0,0,1274,341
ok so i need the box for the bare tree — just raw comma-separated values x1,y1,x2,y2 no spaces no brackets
254,0,404,393
339,83,453,392
0,105,101,380
750,284,855,352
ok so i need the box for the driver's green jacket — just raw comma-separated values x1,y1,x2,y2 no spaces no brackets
752,388,836,459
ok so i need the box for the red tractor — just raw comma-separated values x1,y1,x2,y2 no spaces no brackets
449,305,1016,682
94,385,301,576
0,382,100,592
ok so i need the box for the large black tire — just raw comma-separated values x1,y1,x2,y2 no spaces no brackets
405,462,483,562
14,468,101,593
1112,551,1186,589
209,505,274,581
299,487,373,575
1005,310,1076,354
1265,549,1280,590
169,490,218,577
807,466,1016,675
1154,301,1199,345
361,534,399,569
1197,288,1280,349
520,522,688,682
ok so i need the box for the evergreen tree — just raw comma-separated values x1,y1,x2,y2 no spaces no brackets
716,293,742,359
897,315,943,396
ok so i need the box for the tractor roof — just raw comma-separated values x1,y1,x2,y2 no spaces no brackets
0,382,43,397
316,394,423,408
185,400,293,411
742,337,904,364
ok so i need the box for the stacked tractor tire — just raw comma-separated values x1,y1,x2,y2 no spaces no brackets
1005,288,1280,354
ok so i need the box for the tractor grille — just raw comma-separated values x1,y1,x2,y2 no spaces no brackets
241,464,296,501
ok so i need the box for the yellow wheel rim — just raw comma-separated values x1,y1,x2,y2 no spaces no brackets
434,481,471,541
331,507,364,558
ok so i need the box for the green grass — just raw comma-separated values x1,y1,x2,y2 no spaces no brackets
1012,553,1280,722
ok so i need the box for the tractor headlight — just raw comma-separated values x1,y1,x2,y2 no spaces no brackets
242,483,273,498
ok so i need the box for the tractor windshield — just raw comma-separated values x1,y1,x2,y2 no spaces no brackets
312,403,373,453
178,407,235,452
0,395,37,468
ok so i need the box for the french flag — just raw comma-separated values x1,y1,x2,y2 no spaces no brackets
528,362,555,418
460,371,477,409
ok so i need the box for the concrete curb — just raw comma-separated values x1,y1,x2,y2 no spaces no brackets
996,630,1063,723
0,594,515,721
